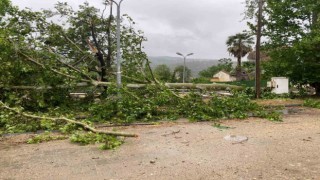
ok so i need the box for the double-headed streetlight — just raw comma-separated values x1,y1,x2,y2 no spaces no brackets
176,52,194,83
110,0,124,88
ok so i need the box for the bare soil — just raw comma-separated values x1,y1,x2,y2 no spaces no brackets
1,107,320,180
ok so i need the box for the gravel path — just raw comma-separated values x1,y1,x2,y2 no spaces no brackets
1,107,320,180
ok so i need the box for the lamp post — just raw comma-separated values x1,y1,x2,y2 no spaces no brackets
176,52,194,83
110,0,124,88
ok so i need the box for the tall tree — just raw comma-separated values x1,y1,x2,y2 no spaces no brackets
260,0,320,95
226,32,254,80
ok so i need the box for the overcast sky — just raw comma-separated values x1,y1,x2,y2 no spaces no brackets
11,0,249,59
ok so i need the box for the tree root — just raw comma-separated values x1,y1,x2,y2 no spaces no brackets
0,102,138,137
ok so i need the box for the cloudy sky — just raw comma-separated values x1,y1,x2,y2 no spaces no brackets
11,0,249,59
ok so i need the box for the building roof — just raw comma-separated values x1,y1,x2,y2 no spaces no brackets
213,70,231,76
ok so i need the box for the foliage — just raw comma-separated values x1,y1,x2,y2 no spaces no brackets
0,109,43,134
88,85,181,123
192,77,211,84
153,64,172,82
0,0,10,17
87,86,281,122
248,0,320,95
256,110,282,122
70,132,123,150
226,32,254,59
242,61,255,74
27,132,67,144
236,87,291,100
0,84,283,136
304,99,320,109
226,32,254,79
263,32,320,94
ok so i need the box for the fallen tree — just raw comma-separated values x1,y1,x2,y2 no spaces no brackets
0,83,243,91
164,83,244,90
0,101,138,137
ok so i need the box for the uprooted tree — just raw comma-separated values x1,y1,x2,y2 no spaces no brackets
0,1,152,141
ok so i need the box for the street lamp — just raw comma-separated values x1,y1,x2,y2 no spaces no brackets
110,0,124,88
176,52,194,83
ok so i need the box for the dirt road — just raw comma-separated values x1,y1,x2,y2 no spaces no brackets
1,107,320,180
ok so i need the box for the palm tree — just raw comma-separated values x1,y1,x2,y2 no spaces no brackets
226,32,254,80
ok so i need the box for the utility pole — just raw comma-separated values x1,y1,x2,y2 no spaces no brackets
255,0,263,99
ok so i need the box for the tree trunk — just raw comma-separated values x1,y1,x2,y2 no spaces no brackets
311,82,320,96
236,55,242,80
312,10,318,27
97,52,107,82
90,19,107,82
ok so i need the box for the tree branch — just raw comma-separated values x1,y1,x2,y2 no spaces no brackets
18,51,92,83
47,47,95,81
0,101,138,137
60,33,87,54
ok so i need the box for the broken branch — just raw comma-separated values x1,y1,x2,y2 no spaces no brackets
0,101,138,138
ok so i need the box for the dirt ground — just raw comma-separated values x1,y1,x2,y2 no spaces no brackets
1,107,320,180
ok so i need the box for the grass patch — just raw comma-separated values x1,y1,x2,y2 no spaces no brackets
27,132,67,144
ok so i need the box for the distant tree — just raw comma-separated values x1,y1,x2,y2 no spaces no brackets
153,64,172,82
226,32,254,79
198,58,233,78
172,65,192,83
191,77,211,84
199,66,220,78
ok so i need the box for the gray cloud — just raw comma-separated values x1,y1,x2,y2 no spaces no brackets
11,0,250,59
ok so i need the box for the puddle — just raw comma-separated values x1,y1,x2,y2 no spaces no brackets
277,107,303,115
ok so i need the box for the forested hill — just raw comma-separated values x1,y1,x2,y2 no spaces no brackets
148,56,220,76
